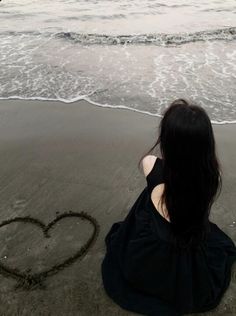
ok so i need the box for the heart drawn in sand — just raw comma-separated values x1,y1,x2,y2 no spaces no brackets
0,211,99,290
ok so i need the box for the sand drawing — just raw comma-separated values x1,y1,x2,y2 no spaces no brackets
0,211,100,290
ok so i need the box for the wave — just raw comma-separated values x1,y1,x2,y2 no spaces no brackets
55,27,236,46
1,27,236,46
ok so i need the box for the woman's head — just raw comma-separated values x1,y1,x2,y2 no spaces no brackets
141,99,222,247
159,99,216,168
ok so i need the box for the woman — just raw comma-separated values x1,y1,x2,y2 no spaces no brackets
101,99,236,316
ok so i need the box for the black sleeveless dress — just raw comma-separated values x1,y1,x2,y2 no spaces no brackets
101,158,236,316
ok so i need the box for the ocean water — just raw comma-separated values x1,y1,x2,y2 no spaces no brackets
0,0,236,123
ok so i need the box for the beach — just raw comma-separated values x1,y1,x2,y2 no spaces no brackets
0,99,235,315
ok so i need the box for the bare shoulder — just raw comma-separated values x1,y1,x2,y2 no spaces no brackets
141,155,158,177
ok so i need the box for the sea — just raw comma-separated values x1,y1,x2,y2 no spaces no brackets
0,0,236,123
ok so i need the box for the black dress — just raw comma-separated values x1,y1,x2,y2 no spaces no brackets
101,158,236,316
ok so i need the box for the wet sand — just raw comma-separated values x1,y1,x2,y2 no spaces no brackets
0,99,235,315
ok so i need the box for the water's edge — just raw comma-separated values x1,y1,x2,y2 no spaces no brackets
1,95,235,125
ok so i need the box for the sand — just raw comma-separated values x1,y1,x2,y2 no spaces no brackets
0,99,235,315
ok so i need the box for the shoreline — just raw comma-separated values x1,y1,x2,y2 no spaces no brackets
0,99,235,315
1,97,236,125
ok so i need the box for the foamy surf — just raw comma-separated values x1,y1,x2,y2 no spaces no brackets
56,27,236,46
1,0,236,125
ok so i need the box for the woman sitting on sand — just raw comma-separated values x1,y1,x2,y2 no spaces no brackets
101,99,236,316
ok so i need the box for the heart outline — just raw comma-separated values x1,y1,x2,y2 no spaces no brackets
0,211,100,290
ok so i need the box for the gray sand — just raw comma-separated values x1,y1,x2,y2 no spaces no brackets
0,100,235,315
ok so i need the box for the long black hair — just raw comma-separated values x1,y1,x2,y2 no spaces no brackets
139,99,222,248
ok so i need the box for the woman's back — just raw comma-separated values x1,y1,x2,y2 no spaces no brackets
102,155,236,315
101,99,236,316
144,155,170,222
